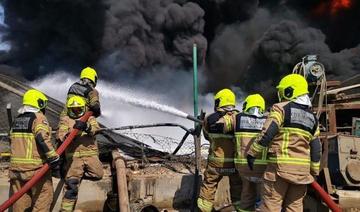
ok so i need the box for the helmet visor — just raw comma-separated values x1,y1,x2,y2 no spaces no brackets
68,106,85,119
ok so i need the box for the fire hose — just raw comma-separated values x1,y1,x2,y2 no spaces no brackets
311,181,342,212
0,111,93,212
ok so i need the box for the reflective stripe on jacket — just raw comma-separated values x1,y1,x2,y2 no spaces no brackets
234,113,267,177
56,114,100,159
203,109,237,168
10,112,57,171
248,101,321,184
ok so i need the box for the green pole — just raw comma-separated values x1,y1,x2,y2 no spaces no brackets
192,43,201,212
193,43,199,121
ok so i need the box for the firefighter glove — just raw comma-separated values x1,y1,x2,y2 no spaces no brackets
73,120,88,131
47,156,61,178
247,154,256,171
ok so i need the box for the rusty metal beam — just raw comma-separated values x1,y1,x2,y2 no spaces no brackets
334,103,360,110
329,104,337,134
112,150,130,212
326,81,341,87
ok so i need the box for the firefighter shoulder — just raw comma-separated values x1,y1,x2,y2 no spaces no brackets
66,67,101,117
247,74,322,211
9,89,58,212
198,88,242,212
56,95,103,212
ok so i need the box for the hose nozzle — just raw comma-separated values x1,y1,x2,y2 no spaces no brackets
186,115,203,124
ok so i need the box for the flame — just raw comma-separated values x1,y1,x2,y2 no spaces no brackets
330,0,351,14
312,0,352,16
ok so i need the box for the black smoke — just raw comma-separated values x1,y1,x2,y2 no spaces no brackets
2,0,106,79
0,0,359,99
1,0,206,80
99,0,207,78
202,0,360,99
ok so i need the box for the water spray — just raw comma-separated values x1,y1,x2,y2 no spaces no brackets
99,85,203,124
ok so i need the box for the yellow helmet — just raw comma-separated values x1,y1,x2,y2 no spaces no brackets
276,74,309,101
80,67,98,86
66,96,86,119
23,89,48,110
243,94,265,112
214,88,236,109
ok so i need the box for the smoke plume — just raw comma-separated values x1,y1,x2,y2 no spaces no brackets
1,0,206,80
1,0,360,101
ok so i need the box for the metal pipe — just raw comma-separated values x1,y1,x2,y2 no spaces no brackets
310,181,342,212
0,111,93,212
186,115,203,124
99,122,194,134
112,150,130,212
193,43,199,124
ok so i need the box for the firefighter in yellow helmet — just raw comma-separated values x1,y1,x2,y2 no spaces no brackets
64,67,101,117
234,94,267,212
247,74,321,212
9,89,59,212
197,89,242,212
57,95,103,212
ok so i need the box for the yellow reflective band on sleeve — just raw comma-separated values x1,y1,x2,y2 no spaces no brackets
311,161,320,170
197,198,213,212
251,141,266,154
35,124,50,133
10,157,43,165
67,150,98,158
46,149,57,158
269,111,283,124
268,157,310,165
59,125,69,130
61,201,76,212
89,119,97,124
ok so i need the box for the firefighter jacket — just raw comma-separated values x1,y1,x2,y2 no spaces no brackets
67,80,101,117
248,101,322,184
56,115,100,159
203,109,238,168
10,112,58,171
234,113,267,177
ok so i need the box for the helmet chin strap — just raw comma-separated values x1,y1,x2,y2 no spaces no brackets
277,91,283,102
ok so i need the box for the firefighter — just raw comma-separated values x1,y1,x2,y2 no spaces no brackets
9,89,59,212
234,94,267,212
247,74,322,212
64,66,101,117
197,88,242,212
57,95,103,212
